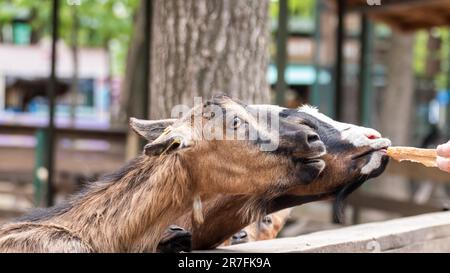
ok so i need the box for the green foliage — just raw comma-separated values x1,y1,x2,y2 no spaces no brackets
289,0,315,18
413,28,450,89
0,0,140,76
270,0,316,20
413,31,428,76
436,29,450,90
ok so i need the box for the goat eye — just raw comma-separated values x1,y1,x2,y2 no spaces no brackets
299,120,317,130
262,216,272,225
232,117,241,129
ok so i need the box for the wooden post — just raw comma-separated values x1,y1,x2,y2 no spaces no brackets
332,0,346,223
46,0,60,207
275,0,288,106
358,14,374,127
310,0,322,107
33,129,47,206
334,0,346,121
139,0,152,150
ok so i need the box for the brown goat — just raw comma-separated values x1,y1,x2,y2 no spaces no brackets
0,96,326,252
151,103,392,251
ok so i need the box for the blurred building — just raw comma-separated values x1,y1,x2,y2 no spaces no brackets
0,40,114,128
0,4,122,129
268,8,367,117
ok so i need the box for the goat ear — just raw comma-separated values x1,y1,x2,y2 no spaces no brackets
129,118,176,141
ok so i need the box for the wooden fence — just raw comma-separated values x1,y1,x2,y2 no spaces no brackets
214,211,450,253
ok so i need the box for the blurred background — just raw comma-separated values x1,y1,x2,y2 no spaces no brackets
0,0,450,238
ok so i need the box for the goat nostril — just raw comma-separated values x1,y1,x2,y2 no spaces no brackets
307,134,320,144
366,134,379,140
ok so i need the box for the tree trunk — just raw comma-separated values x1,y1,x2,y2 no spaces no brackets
149,0,271,119
372,33,415,200
121,0,271,157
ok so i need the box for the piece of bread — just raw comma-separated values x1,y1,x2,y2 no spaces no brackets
387,146,437,168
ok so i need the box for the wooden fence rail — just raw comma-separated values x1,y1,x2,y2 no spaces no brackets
213,211,450,253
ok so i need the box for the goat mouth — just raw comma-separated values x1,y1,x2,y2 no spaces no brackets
297,158,326,176
351,147,388,160
296,157,324,165
296,149,327,163
303,158,324,164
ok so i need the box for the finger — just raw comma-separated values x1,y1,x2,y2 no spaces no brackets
437,156,450,173
437,142,450,157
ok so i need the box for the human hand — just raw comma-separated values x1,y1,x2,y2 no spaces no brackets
437,141,450,172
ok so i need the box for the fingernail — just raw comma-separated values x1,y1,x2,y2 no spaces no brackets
437,145,443,153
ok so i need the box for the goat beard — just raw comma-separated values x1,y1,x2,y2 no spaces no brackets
238,195,275,225
332,177,366,224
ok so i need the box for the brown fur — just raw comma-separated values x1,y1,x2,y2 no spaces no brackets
0,139,293,252
0,96,317,253
156,103,390,250
0,156,190,252
171,149,385,249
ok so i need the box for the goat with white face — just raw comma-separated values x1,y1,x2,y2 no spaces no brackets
215,105,392,247
146,104,391,251
266,105,391,221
